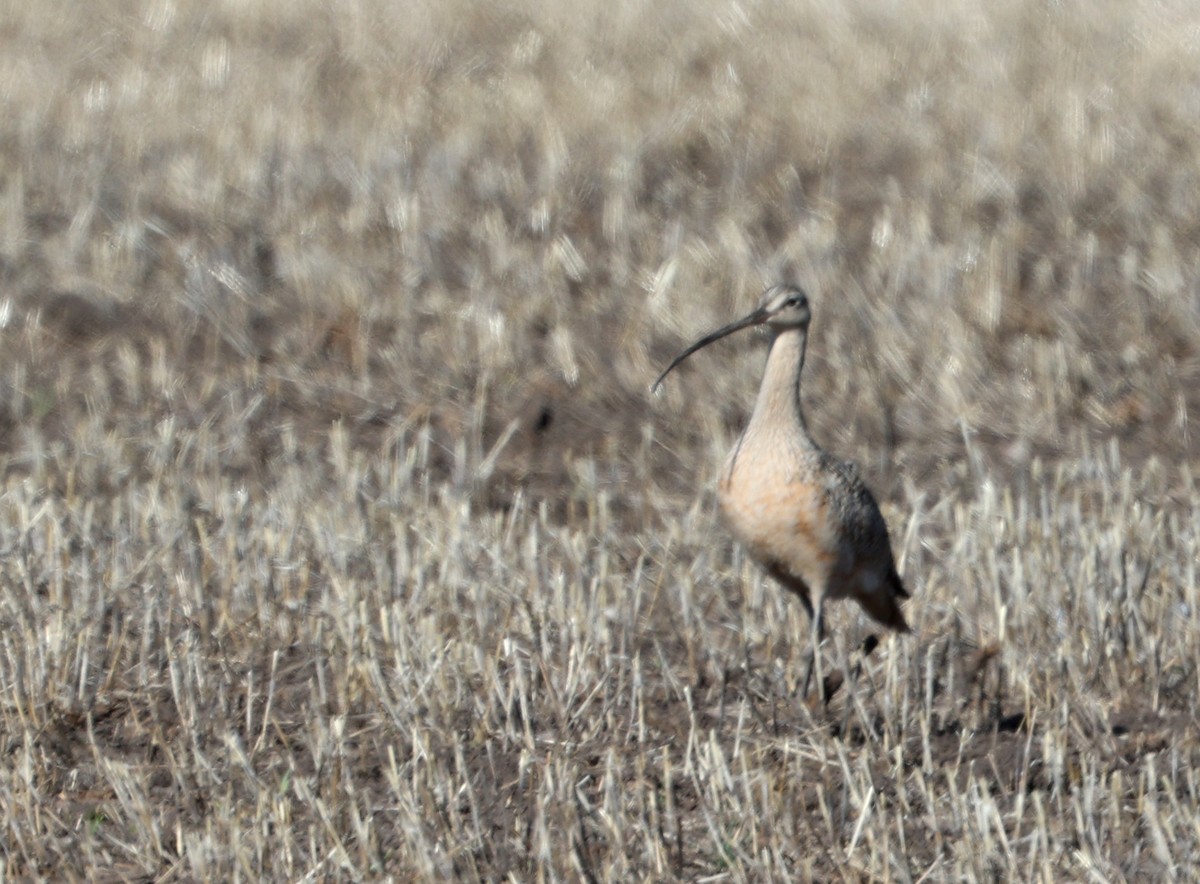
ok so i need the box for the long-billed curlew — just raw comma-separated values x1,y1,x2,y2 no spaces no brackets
652,283,909,698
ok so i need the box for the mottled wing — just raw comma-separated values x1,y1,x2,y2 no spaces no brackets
816,452,910,630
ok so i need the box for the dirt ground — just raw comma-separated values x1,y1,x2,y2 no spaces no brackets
0,0,1198,879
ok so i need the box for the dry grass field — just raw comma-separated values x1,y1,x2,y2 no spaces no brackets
0,0,1198,879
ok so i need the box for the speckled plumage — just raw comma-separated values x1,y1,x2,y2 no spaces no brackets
718,320,908,632
655,283,909,640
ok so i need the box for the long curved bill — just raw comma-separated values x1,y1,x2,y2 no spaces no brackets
650,306,768,393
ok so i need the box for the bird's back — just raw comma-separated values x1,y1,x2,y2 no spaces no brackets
815,450,909,631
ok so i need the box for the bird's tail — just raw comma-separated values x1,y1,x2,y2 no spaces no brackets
862,568,910,633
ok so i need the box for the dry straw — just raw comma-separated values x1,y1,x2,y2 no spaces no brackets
0,0,1196,878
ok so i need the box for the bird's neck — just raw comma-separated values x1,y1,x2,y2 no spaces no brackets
745,326,812,443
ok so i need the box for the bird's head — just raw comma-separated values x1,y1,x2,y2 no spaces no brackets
650,283,811,393
757,283,811,331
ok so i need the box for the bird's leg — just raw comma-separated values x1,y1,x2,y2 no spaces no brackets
800,601,825,702
837,631,858,737
800,638,815,701
838,632,880,743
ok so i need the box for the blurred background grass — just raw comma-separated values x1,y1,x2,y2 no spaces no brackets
1,0,1195,509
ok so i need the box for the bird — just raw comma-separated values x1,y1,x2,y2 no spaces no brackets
652,283,909,699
